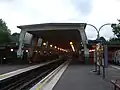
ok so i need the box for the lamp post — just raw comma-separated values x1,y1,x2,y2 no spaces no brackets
87,24,99,39
98,23,111,38
97,23,112,76
87,24,99,72
87,23,112,39
86,23,113,73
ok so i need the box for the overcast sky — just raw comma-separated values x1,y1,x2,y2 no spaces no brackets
0,0,120,40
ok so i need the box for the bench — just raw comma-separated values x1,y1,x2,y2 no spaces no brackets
111,79,120,90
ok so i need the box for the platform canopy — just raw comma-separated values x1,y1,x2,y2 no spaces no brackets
17,23,87,51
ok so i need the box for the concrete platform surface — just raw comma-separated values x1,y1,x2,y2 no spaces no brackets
105,65,120,81
0,64,30,74
53,60,113,90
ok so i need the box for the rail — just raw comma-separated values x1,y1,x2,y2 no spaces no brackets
0,58,66,90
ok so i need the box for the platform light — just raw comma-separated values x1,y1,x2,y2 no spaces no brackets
3,57,6,59
11,49,13,52
58,47,60,50
44,51,46,54
71,45,75,52
70,42,73,45
26,50,29,52
43,42,46,46
65,50,67,52
50,44,53,47
70,41,75,52
35,50,37,52
55,46,57,48
61,49,66,52
65,50,68,52
60,48,62,51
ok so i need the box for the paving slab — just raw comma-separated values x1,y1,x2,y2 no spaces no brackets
53,60,113,90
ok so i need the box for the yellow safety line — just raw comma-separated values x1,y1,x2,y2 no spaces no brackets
35,61,68,90
0,74,9,79
0,72,14,79
36,79,48,90
35,68,60,90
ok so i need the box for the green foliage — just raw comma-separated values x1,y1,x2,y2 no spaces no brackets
0,19,11,33
111,20,120,38
109,20,120,44
0,19,11,44
11,33,20,43
0,31,11,44
112,25,120,38
107,37,120,45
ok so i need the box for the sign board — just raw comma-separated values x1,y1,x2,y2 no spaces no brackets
96,43,100,65
96,51,99,64
93,51,96,62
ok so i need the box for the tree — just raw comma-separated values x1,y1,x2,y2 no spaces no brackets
0,19,11,33
108,20,120,44
0,19,11,44
111,20,120,38
107,37,120,45
11,33,20,43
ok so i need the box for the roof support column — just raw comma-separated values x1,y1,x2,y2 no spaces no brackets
17,30,26,59
45,41,49,48
78,28,89,64
29,36,39,62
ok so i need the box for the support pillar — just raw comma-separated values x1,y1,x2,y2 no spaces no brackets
17,30,26,59
38,38,43,47
76,42,80,59
84,49,89,64
45,41,48,48
29,36,39,62
78,28,89,64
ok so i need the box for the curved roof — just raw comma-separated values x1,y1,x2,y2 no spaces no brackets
17,23,87,50
17,23,86,29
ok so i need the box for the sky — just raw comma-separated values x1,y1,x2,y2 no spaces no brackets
0,0,120,40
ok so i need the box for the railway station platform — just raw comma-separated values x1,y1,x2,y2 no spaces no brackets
52,59,120,90
0,64,30,74
0,59,61,81
1,58,120,90
0,60,57,75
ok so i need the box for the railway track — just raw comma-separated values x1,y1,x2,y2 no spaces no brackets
0,59,65,90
